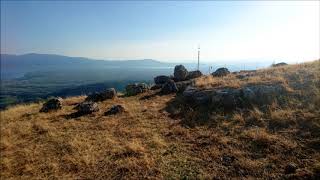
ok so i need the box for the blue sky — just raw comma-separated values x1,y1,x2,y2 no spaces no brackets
1,1,319,63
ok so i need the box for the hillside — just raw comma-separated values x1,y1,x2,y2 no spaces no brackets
1,61,320,179
0,53,178,109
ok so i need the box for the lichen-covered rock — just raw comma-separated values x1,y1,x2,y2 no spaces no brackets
85,88,117,102
104,105,125,116
40,98,62,112
174,65,188,81
186,70,202,80
126,83,149,96
161,80,178,94
76,101,99,115
212,68,230,77
154,75,171,84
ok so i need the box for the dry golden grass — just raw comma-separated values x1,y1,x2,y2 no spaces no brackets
1,61,320,179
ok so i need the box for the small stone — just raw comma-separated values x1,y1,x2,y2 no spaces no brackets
76,101,99,115
285,163,298,174
104,105,125,115
40,98,62,112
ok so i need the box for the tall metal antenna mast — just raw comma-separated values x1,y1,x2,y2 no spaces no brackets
197,45,200,71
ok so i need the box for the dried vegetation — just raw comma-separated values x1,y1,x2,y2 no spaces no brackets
1,61,320,179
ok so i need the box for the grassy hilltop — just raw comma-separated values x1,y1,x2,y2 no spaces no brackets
1,61,320,179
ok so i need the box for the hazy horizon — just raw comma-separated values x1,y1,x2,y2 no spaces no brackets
1,1,319,63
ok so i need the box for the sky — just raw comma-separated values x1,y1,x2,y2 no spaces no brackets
1,1,319,63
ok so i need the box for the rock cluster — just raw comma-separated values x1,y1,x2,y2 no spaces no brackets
40,98,62,112
125,83,149,96
152,65,202,94
85,88,117,102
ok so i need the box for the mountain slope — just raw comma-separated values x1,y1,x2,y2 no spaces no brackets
1,61,319,179
0,53,173,79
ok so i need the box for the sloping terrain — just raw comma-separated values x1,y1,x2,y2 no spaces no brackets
1,61,320,179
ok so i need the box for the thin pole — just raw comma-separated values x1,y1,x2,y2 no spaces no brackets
197,45,200,71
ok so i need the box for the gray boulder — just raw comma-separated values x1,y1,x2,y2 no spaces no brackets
183,86,198,99
174,65,188,81
211,89,241,109
182,83,288,109
241,85,286,105
183,86,213,104
176,80,195,92
85,88,117,102
192,90,213,104
104,105,125,116
76,101,99,115
154,75,171,84
126,83,149,96
40,98,62,112
161,80,178,94
212,68,230,77
186,70,202,80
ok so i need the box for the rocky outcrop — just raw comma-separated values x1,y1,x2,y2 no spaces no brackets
104,105,125,116
161,80,178,94
183,84,288,109
186,70,202,80
272,62,288,67
85,88,117,102
154,75,171,85
211,89,241,109
183,86,214,105
75,101,99,115
241,85,287,105
212,68,230,77
126,83,149,96
174,65,188,81
150,84,162,90
40,98,62,112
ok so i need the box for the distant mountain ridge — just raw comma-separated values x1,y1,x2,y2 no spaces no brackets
0,53,174,79
1,53,169,67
